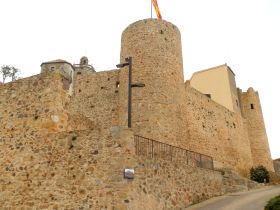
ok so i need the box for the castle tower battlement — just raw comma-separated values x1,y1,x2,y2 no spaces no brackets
118,19,185,145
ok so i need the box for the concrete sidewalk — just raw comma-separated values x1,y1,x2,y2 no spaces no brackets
187,185,280,210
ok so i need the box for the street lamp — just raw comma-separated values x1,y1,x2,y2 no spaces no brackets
116,57,145,128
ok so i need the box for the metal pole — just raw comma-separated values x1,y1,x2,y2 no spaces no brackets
127,56,132,128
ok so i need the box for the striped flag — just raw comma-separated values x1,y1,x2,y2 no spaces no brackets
152,0,162,20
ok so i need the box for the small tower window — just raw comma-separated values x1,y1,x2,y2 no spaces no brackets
116,81,120,88
250,104,254,109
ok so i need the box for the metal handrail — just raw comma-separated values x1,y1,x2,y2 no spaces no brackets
134,135,214,170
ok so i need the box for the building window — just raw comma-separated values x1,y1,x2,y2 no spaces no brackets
251,104,254,109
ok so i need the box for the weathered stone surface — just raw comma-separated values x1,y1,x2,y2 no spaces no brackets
181,84,255,174
127,157,223,209
0,73,72,136
0,18,274,209
0,128,136,209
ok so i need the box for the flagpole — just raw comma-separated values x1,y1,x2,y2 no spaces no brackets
151,0,152,18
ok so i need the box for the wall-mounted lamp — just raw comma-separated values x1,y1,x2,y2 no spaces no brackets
124,168,134,179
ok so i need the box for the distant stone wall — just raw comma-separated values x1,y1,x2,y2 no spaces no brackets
0,73,71,138
181,82,253,175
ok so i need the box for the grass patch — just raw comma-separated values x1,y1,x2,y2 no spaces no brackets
265,194,280,210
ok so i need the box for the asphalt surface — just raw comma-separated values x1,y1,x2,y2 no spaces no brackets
187,185,280,210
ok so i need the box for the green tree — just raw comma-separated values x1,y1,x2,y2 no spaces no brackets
0,65,20,83
250,165,270,183
10,66,20,81
0,65,11,83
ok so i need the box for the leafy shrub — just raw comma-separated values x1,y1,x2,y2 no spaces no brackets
265,194,280,210
250,165,270,183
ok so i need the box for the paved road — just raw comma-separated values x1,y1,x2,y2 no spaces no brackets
187,185,280,210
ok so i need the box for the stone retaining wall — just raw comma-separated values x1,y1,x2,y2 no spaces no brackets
0,123,224,209
0,127,135,209
126,157,223,210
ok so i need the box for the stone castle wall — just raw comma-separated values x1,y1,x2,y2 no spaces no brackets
0,73,71,138
126,156,222,210
0,127,136,209
0,120,223,209
68,70,120,130
0,19,273,175
181,82,253,174
0,18,275,209
117,18,273,174
0,66,271,175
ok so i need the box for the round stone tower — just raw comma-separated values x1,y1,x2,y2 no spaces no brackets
240,87,274,171
119,19,184,145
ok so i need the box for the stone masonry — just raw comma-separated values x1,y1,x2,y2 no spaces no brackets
0,18,275,209
273,159,280,176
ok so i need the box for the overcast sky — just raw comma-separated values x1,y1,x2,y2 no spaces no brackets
0,0,279,159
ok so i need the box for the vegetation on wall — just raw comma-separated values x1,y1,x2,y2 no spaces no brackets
250,165,270,183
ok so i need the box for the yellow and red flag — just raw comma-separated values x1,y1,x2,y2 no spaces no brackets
152,0,162,20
